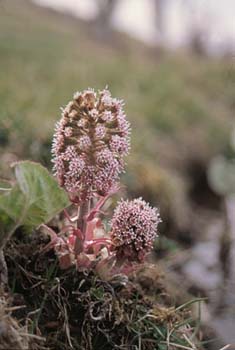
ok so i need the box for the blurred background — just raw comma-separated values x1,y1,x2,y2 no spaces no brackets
0,0,234,348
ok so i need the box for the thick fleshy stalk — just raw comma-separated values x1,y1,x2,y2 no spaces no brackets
74,201,90,256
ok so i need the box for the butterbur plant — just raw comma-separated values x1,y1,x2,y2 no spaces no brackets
0,88,203,350
0,88,161,284
47,88,161,275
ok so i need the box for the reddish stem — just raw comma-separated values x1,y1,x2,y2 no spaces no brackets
84,238,112,250
74,201,89,256
63,209,79,223
86,184,120,222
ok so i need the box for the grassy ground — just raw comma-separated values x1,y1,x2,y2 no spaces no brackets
0,0,234,155
1,229,202,350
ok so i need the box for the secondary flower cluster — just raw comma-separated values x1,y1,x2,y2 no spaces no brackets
111,198,161,262
51,88,161,271
52,88,130,202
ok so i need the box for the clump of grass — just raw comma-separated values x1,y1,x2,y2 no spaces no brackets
5,230,202,350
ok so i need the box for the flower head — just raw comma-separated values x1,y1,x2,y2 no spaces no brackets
52,88,130,202
110,198,161,262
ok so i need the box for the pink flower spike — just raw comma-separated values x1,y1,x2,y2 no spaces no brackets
110,198,161,263
52,88,130,202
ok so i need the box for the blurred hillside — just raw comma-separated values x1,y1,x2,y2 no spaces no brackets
0,0,234,240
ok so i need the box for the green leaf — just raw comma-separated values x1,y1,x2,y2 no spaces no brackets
0,161,69,229
0,184,25,222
